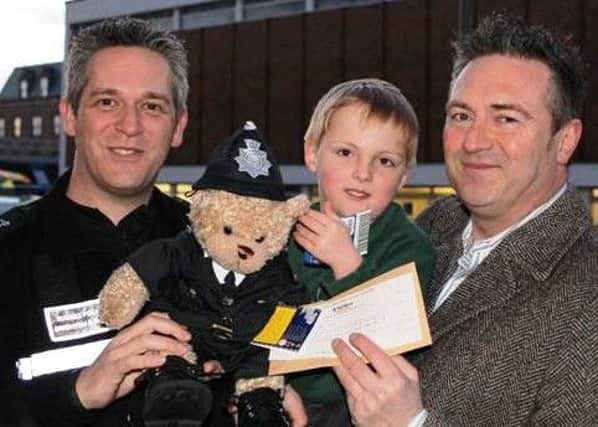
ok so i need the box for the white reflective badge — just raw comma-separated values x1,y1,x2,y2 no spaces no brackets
235,139,272,178
43,298,111,342
16,338,111,380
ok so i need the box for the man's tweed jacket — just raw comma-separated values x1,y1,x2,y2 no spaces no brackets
413,185,597,426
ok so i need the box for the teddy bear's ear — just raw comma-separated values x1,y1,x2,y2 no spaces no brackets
284,194,310,219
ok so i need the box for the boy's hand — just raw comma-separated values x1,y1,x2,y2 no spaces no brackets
283,384,308,426
294,202,362,279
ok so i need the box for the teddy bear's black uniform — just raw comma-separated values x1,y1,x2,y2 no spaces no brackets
128,228,308,379
106,121,310,427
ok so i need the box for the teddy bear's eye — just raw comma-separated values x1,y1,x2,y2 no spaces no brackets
224,226,233,235
255,236,265,243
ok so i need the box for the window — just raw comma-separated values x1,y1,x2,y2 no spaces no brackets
40,76,49,98
32,116,43,136
135,11,174,31
244,0,305,21
0,118,5,137
14,117,22,138
53,115,61,136
20,80,28,99
182,1,235,29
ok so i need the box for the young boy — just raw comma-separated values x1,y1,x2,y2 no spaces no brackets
287,78,435,426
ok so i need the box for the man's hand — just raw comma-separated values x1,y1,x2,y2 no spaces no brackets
332,333,423,427
283,384,308,427
293,202,362,279
75,312,192,409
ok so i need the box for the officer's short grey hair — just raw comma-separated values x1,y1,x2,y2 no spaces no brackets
65,17,189,116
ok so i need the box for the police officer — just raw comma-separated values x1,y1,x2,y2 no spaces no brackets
0,18,231,427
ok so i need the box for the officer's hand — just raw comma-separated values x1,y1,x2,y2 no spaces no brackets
203,360,224,375
75,312,192,409
283,384,308,427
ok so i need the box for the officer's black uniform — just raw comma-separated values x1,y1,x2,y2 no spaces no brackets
0,170,230,427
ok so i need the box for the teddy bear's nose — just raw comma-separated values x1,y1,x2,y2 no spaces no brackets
237,245,254,260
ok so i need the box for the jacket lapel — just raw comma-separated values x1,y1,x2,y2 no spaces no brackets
426,185,591,342
430,247,520,341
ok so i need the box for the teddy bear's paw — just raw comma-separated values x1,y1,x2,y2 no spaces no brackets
98,263,149,328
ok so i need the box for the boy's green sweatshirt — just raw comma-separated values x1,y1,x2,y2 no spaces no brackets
287,202,435,404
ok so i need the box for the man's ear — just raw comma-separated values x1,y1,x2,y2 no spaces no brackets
555,118,582,165
303,139,318,173
59,98,77,137
170,110,189,148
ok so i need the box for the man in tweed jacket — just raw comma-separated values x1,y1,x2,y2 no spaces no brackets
328,14,597,426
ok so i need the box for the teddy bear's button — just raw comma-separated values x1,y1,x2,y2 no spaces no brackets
221,296,235,306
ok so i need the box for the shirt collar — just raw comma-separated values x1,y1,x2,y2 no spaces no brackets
203,249,245,286
462,184,567,250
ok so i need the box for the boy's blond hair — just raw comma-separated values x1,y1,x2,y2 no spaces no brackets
305,78,419,168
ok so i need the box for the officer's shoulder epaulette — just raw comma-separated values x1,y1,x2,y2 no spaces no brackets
0,199,41,237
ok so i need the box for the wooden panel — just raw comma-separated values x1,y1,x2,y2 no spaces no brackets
233,20,267,132
201,25,234,162
385,0,429,162
427,0,459,162
304,9,343,122
268,15,305,164
169,30,202,165
344,4,384,80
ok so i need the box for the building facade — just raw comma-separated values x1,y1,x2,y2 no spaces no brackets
0,62,61,192
1,0,591,217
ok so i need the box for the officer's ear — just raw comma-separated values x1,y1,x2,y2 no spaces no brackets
59,98,77,137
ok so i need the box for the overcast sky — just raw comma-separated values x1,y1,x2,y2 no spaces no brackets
0,0,65,90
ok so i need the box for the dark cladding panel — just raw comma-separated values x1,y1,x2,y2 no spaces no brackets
475,0,526,21
583,1,598,161
170,30,202,165
233,20,267,132
268,14,305,164
584,0,598,58
201,25,234,161
529,0,585,161
528,0,582,43
428,0,459,162
344,4,384,80
385,0,429,162
582,65,598,161
305,9,343,121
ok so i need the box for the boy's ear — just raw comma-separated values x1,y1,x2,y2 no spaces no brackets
398,171,408,190
304,139,318,173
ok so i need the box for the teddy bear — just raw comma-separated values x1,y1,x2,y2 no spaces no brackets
98,121,310,427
